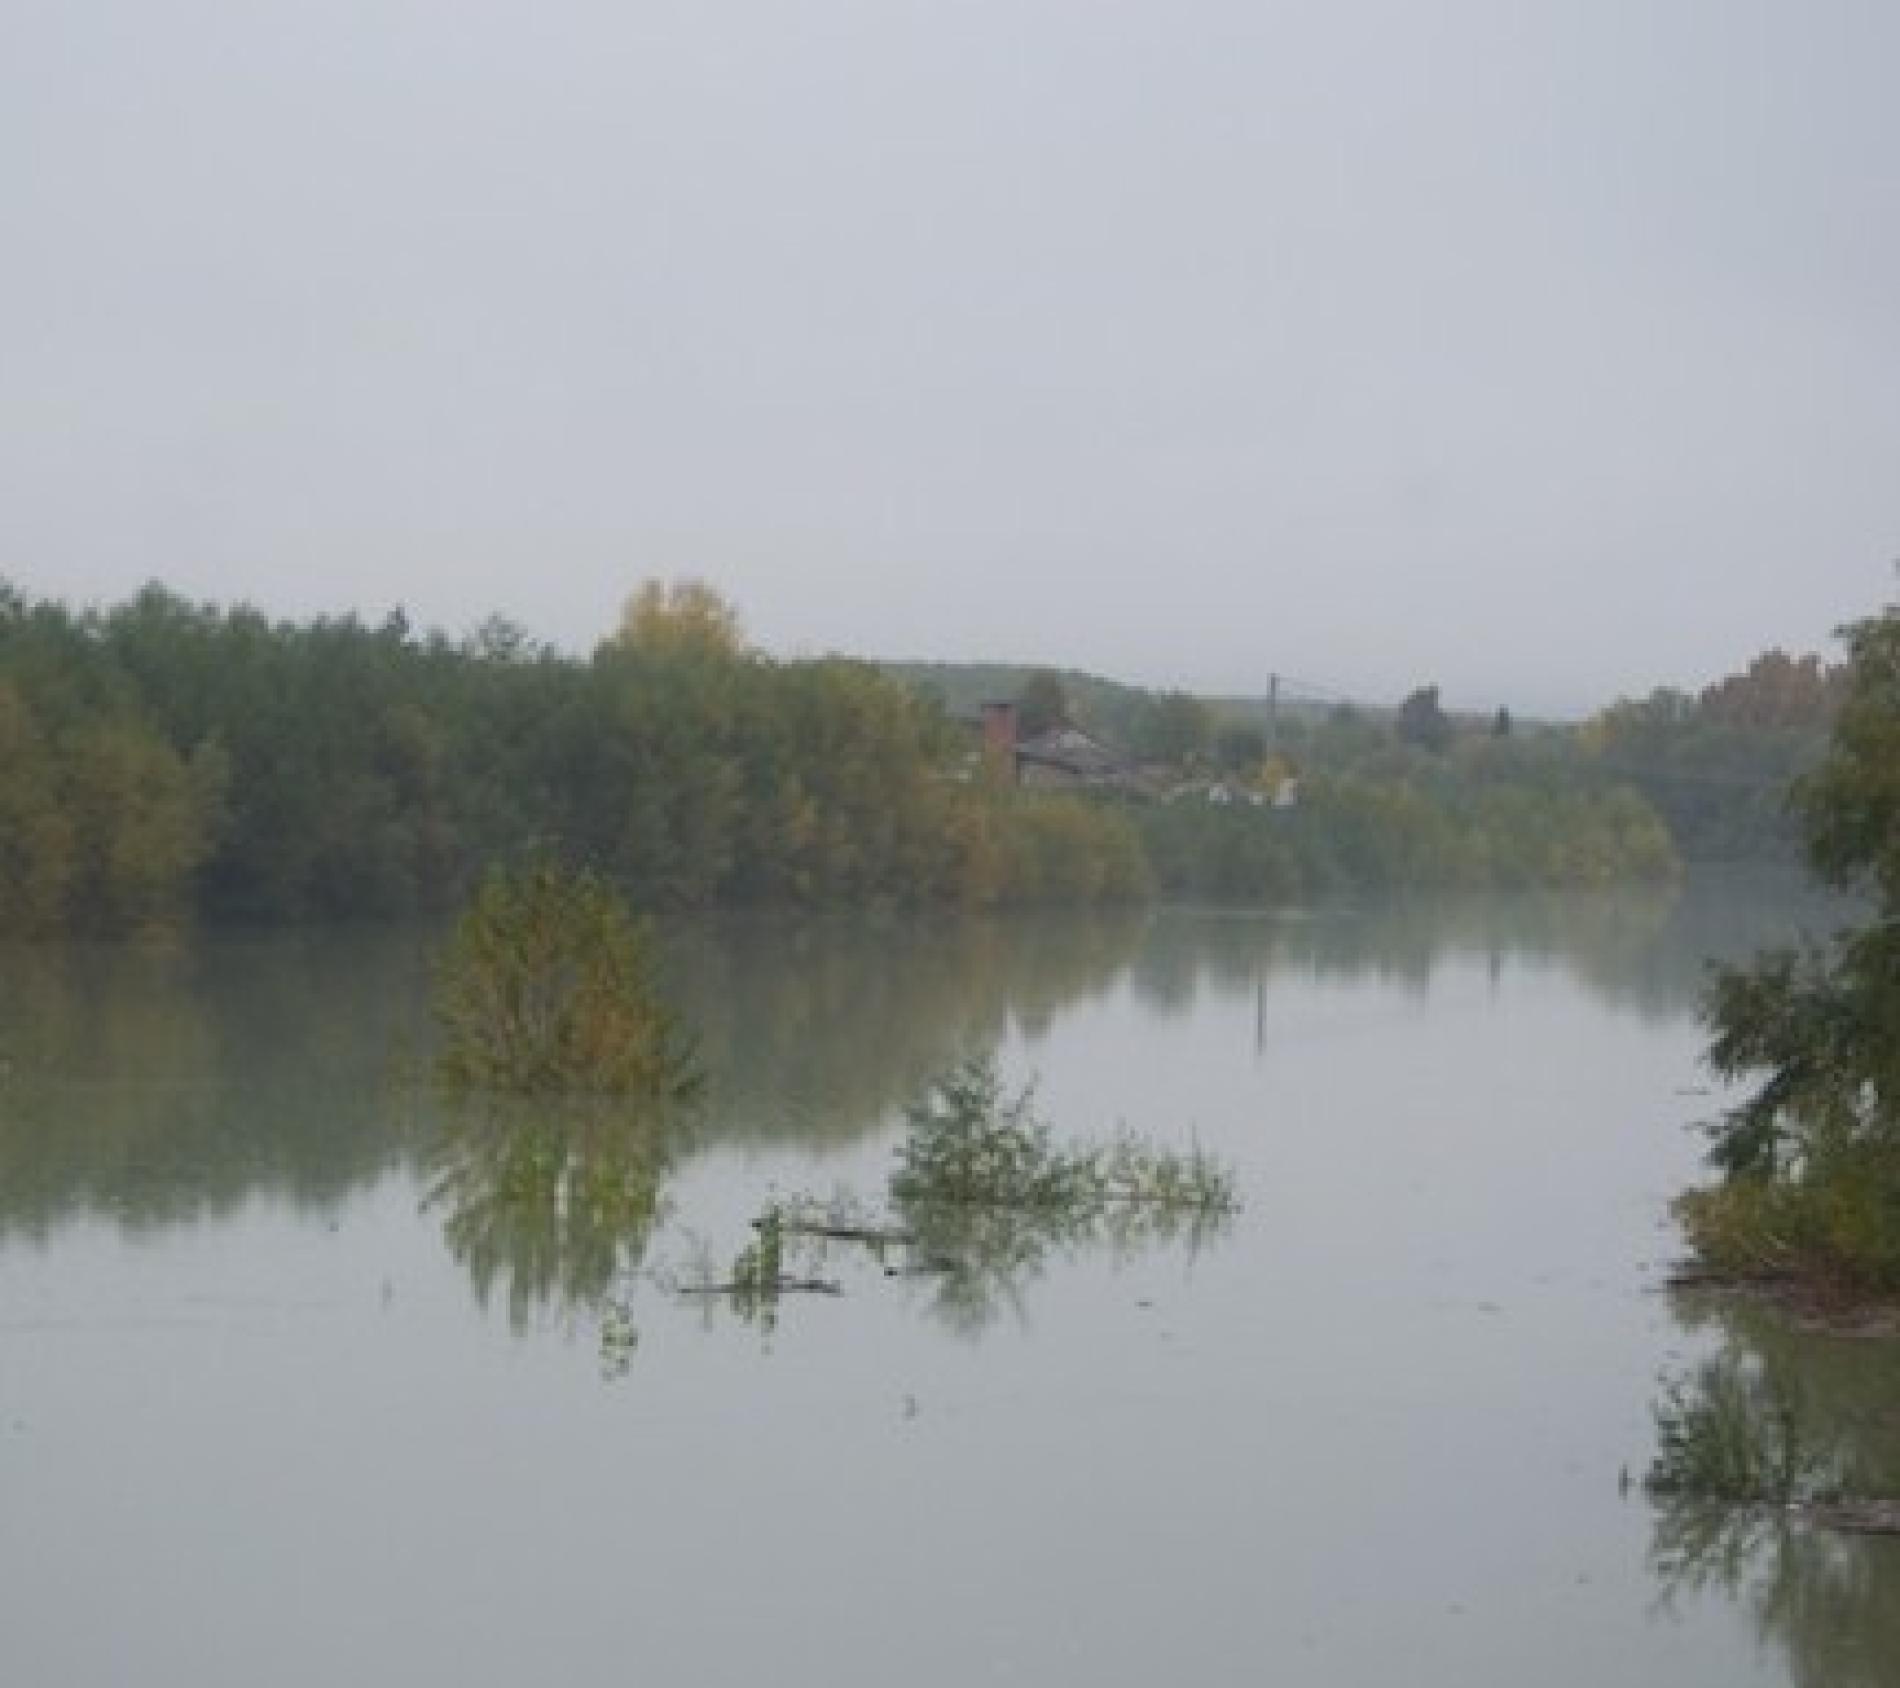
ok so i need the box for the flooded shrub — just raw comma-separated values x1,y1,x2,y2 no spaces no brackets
727,1204,787,1329
883,1059,1236,1332
890,1057,1237,1217
679,1062,1239,1337
892,1060,1092,1210
433,862,701,1099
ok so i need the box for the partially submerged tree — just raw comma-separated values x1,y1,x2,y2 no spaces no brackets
433,861,701,1099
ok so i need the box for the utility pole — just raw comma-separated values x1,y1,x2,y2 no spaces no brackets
1267,673,1280,751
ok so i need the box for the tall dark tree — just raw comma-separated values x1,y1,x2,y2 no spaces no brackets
1214,722,1267,773
1131,691,1212,764
1396,685,1452,752
1016,670,1069,739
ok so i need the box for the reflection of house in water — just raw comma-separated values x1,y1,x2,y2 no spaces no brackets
980,701,1156,798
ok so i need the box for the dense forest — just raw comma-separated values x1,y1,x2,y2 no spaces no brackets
0,578,1836,937
1125,662,1834,901
1581,650,1844,863
0,580,1147,936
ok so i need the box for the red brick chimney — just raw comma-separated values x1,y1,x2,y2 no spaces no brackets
982,700,1019,754
981,700,1019,784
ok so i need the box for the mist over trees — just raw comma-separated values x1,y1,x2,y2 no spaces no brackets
0,580,1146,935
1581,650,1845,862
0,577,1837,937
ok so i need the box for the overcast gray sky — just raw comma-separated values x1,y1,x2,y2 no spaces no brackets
4,1,1896,714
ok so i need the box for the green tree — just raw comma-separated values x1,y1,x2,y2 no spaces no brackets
1131,690,1212,764
1016,670,1069,738
58,718,215,933
1214,722,1267,774
0,682,74,932
434,861,701,1099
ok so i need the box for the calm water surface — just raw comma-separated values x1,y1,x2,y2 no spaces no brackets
3,882,1896,1687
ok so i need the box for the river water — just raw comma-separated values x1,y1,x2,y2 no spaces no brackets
3,881,1896,1686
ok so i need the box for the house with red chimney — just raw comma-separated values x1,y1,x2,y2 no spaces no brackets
979,701,1155,797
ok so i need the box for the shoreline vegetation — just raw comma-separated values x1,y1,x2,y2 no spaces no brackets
0,576,1839,938
1672,597,1900,1317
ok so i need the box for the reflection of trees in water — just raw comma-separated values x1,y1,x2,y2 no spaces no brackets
0,880,1845,1248
423,1100,679,1333
895,1196,1233,1339
662,908,1150,1147
0,931,433,1237
1132,873,1846,1026
0,913,1148,1245
1648,1294,1900,1688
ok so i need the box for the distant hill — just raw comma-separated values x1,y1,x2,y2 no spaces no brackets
880,660,1339,745
880,662,1146,737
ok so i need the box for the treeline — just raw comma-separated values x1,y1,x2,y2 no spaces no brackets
0,580,1145,936
1148,655,1838,872
0,579,1835,936
1580,651,1843,863
1137,738,1680,900
948,644,1846,900
886,658,1244,763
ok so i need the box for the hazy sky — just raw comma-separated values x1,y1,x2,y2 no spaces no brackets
5,1,1896,714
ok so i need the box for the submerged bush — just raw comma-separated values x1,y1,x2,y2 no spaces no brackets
433,861,701,1098
891,1060,1092,1210
890,1058,1237,1217
885,1059,1236,1332
684,1060,1240,1337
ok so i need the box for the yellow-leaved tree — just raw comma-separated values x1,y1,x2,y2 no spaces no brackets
615,579,745,661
